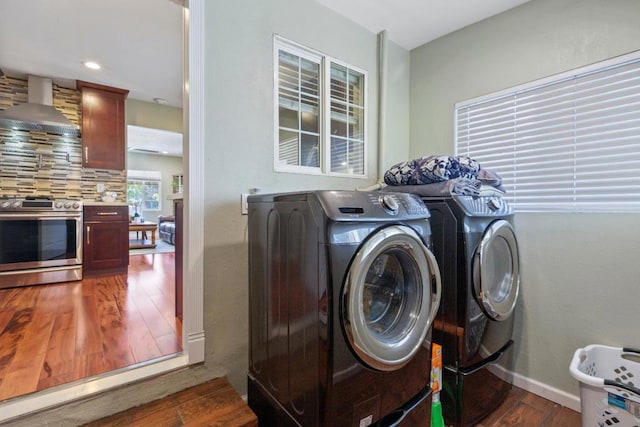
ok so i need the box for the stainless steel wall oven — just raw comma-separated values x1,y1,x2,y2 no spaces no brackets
0,197,82,289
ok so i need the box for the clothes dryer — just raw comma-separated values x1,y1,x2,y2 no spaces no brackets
421,195,520,427
247,190,442,427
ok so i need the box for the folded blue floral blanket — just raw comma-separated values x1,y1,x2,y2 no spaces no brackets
384,155,481,186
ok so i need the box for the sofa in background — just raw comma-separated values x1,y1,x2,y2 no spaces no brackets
158,215,176,245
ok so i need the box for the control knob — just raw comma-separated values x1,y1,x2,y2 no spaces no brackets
487,198,503,211
64,202,72,209
55,202,63,209
0,201,10,208
380,195,399,214
11,201,21,209
72,202,80,209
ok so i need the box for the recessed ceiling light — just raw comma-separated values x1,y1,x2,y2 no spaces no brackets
153,97,168,105
82,61,101,70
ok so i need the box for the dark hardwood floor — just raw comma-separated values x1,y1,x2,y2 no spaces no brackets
85,378,579,426
0,252,181,402
84,377,258,427
478,386,581,426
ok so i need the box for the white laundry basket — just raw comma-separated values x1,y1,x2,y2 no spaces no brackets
570,345,640,426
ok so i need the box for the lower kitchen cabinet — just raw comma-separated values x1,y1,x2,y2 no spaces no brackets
83,205,129,275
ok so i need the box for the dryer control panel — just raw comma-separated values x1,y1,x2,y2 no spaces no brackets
453,195,513,216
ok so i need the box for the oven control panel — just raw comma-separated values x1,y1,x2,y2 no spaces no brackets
0,197,82,212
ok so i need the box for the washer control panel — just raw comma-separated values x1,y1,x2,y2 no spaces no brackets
316,191,430,221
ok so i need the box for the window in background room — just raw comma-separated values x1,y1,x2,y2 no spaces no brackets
127,170,162,214
455,50,640,212
274,36,367,176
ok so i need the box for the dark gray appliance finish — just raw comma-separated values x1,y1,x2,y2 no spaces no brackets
0,196,83,288
247,190,442,427
421,195,520,427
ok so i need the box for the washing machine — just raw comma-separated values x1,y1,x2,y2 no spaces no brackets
419,195,520,427
247,190,442,427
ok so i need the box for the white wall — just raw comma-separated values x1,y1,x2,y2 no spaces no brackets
379,36,412,177
409,0,640,400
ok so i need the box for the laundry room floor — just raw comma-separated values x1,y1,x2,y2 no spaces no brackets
79,379,579,426
477,385,581,426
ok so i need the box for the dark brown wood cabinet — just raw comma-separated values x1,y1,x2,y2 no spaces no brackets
76,80,129,170
83,205,129,275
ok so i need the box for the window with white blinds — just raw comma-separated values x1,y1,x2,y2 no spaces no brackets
274,36,367,176
456,51,640,212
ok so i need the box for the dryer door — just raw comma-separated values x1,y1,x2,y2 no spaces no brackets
473,219,520,321
342,225,441,371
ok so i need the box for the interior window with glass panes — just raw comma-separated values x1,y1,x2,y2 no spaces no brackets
330,63,365,175
274,37,367,176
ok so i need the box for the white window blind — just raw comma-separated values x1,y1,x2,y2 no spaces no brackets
456,51,640,212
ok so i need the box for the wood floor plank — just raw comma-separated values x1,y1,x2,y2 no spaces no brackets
126,300,163,363
0,286,39,309
543,405,582,426
154,334,182,355
0,309,16,334
167,377,231,407
76,285,104,356
494,401,547,427
99,299,136,371
0,309,33,380
73,352,107,380
476,386,528,426
38,311,77,385
84,397,182,427
129,282,176,341
0,289,56,400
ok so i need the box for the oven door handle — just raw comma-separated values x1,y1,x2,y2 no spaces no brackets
0,212,81,220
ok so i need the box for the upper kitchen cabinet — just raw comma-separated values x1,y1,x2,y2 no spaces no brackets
76,80,129,170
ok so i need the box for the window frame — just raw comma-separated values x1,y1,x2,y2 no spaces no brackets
273,35,368,178
455,49,640,213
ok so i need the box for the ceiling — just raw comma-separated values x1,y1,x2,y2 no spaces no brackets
0,0,184,107
0,0,530,156
315,0,530,50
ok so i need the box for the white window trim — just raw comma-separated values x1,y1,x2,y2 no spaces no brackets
455,49,640,213
273,35,368,178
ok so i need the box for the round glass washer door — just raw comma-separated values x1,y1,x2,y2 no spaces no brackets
342,225,441,371
473,219,520,321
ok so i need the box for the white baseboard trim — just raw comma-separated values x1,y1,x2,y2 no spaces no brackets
511,371,581,412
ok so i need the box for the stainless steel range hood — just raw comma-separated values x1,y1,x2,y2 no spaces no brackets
0,75,80,137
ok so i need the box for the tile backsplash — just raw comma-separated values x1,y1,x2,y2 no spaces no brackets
0,75,126,200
